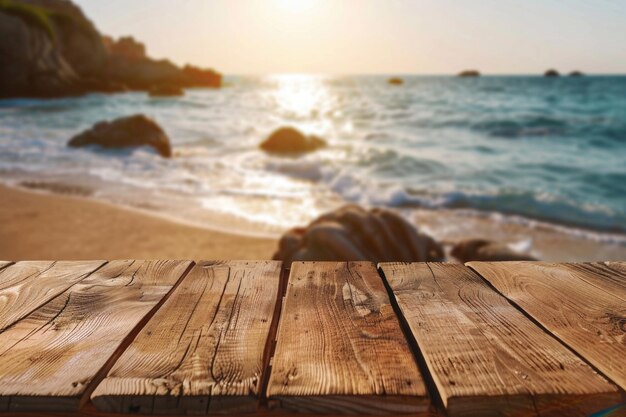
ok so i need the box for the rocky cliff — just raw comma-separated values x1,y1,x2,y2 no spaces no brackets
0,0,221,98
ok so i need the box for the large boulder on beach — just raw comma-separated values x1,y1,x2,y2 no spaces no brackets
260,127,327,154
451,238,537,262
273,205,445,264
68,114,172,157
388,77,403,85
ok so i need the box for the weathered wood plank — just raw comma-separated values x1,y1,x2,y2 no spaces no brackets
0,260,105,331
596,262,626,295
91,261,282,415
545,263,626,301
381,262,620,417
468,261,626,393
605,261,626,273
0,260,192,412
267,262,429,415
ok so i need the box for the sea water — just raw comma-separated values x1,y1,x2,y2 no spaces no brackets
0,75,625,242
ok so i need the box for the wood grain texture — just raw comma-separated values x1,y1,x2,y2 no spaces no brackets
381,262,619,417
468,261,626,393
91,261,282,415
267,262,429,415
597,262,626,295
0,261,12,271
0,260,192,412
0,260,105,331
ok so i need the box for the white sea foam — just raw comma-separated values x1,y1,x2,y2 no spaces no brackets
0,75,625,247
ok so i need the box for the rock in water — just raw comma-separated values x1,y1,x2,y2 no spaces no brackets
451,238,537,262
273,205,445,264
149,84,184,97
569,71,584,77
388,77,403,85
544,69,560,77
458,70,481,77
260,127,326,154
68,114,172,157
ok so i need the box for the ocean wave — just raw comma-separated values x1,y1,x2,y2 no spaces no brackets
369,187,626,236
2,75,626,244
471,116,567,138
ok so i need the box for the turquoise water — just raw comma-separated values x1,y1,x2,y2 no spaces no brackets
0,75,625,236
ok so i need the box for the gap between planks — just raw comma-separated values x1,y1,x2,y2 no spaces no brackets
0,261,14,273
466,262,626,396
464,262,621,390
91,261,285,415
258,264,291,409
0,260,195,412
376,264,446,416
78,260,197,408
4,261,623,416
266,262,431,415
380,262,621,417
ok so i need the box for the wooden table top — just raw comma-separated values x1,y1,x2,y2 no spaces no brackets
0,260,624,416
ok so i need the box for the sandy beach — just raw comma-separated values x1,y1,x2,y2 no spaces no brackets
0,184,276,261
2,181,625,263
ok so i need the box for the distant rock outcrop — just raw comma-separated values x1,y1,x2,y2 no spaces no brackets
0,0,222,98
260,127,327,154
182,65,222,88
388,77,403,85
544,69,560,77
273,205,445,264
0,1,85,97
569,71,584,77
102,35,145,60
458,70,480,77
68,114,172,157
451,238,537,262
20,0,109,79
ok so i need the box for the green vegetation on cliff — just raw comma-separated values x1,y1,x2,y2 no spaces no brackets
0,0,93,40
0,0,55,38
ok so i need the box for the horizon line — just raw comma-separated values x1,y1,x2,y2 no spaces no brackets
221,71,626,77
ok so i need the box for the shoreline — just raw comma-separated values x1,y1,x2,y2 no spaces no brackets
2,182,626,262
10,179,282,240
0,184,276,261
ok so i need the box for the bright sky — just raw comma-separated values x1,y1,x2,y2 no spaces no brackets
76,0,626,75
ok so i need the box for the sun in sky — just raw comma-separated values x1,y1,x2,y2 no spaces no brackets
77,0,626,74
275,0,317,15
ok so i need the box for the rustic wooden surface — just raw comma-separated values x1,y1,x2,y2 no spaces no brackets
0,260,192,412
469,261,626,394
92,261,282,415
380,262,620,417
0,261,105,331
0,260,624,416
267,262,430,415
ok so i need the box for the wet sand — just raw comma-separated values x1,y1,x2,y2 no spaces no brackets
1,182,624,263
411,208,626,262
0,184,276,261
